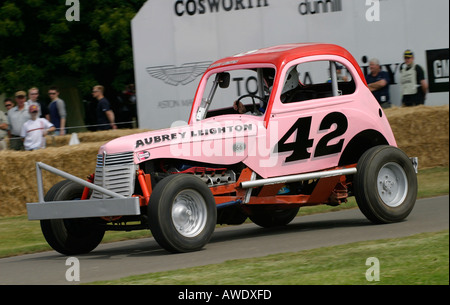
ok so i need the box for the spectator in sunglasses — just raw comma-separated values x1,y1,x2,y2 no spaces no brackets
20,104,55,151
4,98,14,113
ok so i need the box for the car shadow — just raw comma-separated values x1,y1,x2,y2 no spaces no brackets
20,213,374,261
210,216,373,244
90,214,373,258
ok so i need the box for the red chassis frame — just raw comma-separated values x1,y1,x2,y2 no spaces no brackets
81,165,355,211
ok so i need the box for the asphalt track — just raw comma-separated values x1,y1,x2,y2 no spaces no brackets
0,196,448,285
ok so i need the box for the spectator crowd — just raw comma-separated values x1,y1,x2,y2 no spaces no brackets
365,50,428,109
1,84,137,151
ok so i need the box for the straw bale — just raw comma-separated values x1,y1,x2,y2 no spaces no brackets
0,106,448,217
385,105,449,169
0,142,103,216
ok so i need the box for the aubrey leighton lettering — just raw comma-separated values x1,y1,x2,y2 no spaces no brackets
135,124,254,148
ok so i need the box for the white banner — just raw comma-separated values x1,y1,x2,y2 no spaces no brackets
132,0,449,129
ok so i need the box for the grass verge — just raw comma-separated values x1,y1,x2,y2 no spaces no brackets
88,230,449,285
0,166,448,258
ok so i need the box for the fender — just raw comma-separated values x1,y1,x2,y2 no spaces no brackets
339,129,390,166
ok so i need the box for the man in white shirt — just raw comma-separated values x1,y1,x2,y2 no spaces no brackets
8,91,30,150
20,105,55,151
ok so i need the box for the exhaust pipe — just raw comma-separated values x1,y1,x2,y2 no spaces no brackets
240,168,357,189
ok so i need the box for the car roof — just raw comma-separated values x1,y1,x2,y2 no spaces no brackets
207,43,365,82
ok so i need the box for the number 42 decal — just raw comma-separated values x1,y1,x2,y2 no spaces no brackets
275,112,348,163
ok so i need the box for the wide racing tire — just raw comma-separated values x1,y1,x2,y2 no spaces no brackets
354,145,417,224
148,174,217,253
40,180,105,255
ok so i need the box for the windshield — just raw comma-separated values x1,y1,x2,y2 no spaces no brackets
196,67,276,120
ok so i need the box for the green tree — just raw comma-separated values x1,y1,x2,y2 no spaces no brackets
0,0,146,96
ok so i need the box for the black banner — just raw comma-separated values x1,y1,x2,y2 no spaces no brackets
426,48,449,93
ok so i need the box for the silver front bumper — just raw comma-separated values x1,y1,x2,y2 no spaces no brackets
26,162,141,221
27,197,140,220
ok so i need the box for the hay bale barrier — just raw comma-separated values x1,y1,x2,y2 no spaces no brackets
385,105,449,169
0,106,448,217
0,129,149,217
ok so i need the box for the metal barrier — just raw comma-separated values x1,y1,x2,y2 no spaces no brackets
28,162,140,221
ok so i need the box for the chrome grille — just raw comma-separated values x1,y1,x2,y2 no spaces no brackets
91,151,137,199
96,151,135,167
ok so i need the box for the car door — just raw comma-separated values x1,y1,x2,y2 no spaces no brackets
247,55,359,178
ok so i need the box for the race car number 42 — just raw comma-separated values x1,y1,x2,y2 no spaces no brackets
275,112,348,163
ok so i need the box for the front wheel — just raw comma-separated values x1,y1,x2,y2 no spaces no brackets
148,174,217,253
354,145,417,224
40,180,105,255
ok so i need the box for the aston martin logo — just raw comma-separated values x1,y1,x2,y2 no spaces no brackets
146,61,212,86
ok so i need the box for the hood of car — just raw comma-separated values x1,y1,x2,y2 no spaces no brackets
98,118,259,163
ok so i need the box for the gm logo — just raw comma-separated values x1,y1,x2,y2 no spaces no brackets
427,49,449,93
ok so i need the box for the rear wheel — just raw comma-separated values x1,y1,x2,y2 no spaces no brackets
354,145,417,224
40,180,105,255
148,174,217,253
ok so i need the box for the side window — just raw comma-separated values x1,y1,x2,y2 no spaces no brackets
204,69,260,112
281,60,355,104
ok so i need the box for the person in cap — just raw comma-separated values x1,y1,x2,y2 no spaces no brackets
400,50,428,106
20,104,55,151
7,91,30,150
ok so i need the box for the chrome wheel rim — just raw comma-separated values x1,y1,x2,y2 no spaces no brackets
171,189,207,237
377,162,408,207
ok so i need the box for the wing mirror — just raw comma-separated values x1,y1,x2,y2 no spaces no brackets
218,72,230,88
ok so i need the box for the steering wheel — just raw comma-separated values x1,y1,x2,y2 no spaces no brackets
235,94,266,115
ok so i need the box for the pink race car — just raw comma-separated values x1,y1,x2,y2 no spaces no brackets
27,43,418,255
